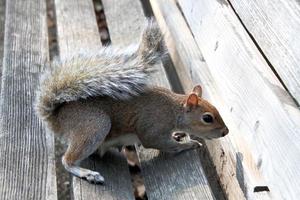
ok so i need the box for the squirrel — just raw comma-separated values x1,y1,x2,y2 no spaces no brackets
35,20,229,184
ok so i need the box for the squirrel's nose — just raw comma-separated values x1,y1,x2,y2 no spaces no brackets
221,127,229,137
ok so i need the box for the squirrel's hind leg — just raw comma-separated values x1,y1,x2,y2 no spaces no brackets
61,111,111,184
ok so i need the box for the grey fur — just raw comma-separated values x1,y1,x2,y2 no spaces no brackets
35,20,164,119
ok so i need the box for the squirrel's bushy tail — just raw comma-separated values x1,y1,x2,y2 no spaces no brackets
138,19,165,65
35,19,165,120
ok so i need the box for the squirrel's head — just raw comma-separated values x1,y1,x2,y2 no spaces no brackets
181,85,229,139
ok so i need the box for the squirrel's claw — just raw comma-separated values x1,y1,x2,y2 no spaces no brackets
190,139,203,147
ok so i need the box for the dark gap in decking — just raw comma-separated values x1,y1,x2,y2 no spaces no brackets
226,0,299,107
140,0,154,17
140,1,227,199
93,0,111,46
123,146,148,200
0,0,6,92
46,0,58,60
46,0,71,200
159,53,185,93
254,186,270,192
198,143,228,200
175,1,195,39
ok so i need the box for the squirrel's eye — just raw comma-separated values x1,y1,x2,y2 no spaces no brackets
202,113,214,124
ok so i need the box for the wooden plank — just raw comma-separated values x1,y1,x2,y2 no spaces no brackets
55,0,101,58
0,0,57,199
228,0,300,104
150,1,271,199
0,0,5,90
102,0,216,199
171,0,300,199
54,0,135,199
149,1,245,199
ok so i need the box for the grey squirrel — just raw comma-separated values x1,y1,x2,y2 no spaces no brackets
35,20,229,184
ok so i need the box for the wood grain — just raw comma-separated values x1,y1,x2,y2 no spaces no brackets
228,0,300,104
72,151,135,200
0,0,57,199
173,0,300,199
102,0,216,199
0,0,5,91
149,1,246,199
55,0,101,59
54,0,135,199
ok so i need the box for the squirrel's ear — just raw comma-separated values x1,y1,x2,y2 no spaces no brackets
185,93,199,109
193,85,202,97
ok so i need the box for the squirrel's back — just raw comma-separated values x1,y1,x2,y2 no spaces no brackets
35,19,165,121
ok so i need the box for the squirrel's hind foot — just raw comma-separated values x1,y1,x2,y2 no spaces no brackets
62,158,105,184
83,171,105,184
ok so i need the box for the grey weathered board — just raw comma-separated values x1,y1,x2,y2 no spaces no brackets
0,0,57,199
229,0,300,104
149,1,248,199
102,0,216,199
54,0,135,199
0,0,5,90
172,0,299,199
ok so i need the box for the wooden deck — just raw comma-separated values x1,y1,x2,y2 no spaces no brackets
0,0,299,199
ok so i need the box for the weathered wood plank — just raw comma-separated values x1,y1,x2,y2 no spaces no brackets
72,151,135,200
150,1,270,199
55,0,101,58
102,0,216,199
54,0,135,199
228,0,300,104
0,0,5,90
0,0,57,199
173,0,300,199
149,1,245,199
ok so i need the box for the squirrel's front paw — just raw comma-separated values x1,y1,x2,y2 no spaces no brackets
172,132,202,147
84,171,105,184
